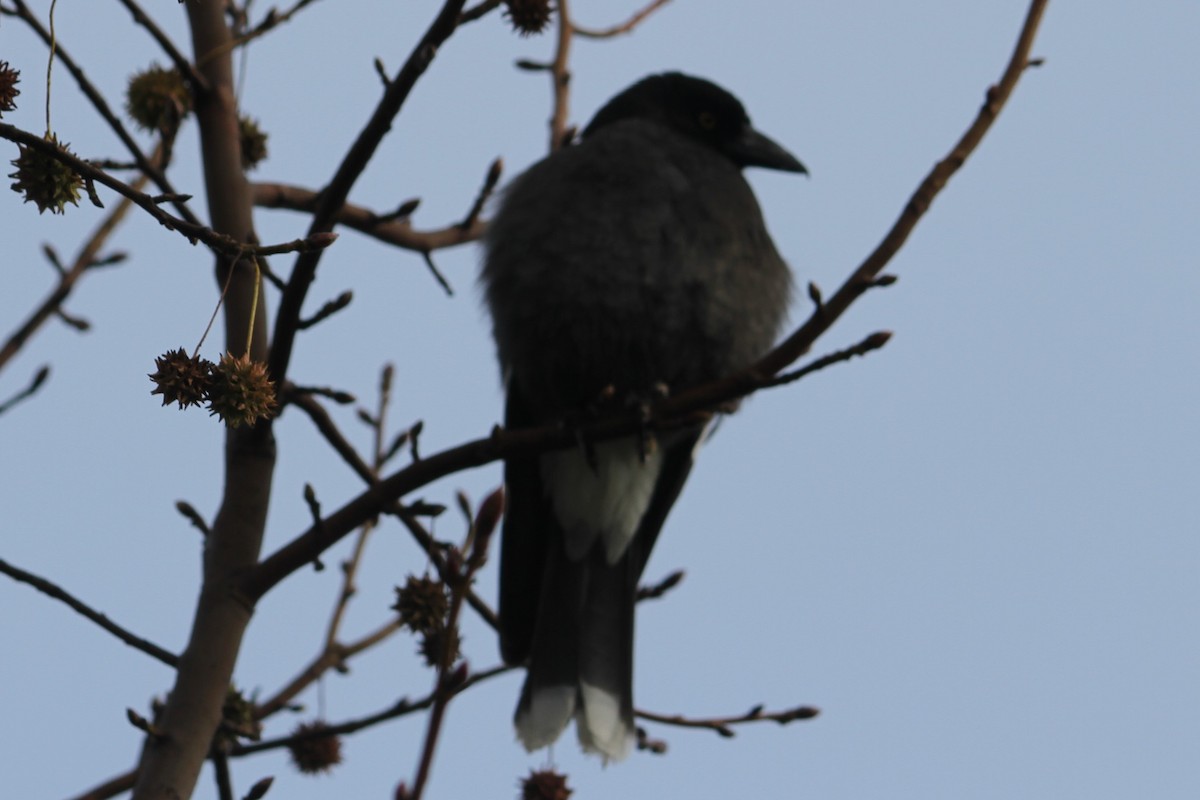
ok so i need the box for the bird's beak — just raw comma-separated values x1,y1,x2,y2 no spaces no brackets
727,124,807,175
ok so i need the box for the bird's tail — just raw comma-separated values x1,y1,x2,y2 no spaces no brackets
514,543,636,762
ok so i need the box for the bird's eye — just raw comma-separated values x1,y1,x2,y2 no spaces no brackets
697,111,717,130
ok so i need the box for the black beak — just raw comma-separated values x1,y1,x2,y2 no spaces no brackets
725,124,807,175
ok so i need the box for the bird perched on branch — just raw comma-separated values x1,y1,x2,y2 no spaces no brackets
482,71,805,761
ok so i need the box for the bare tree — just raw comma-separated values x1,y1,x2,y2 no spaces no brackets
0,1,1049,798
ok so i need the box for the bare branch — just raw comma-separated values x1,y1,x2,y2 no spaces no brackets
0,365,49,416
252,183,485,252
572,0,671,38
459,0,503,25
547,0,574,151
0,557,178,667
0,123,337,258
267,0,470,389
764,331,893,389
637,702,819,739
114,0,209,91
0,148,154,374
235,664,512,757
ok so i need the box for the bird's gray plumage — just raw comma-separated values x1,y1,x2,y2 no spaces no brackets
481,72,803,761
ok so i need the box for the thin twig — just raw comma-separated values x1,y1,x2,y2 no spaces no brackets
114,0,209,91
0,145,157,373
408,491,501,800
0,365,49,416
252,182,485,252
235,664,511,757
764,331,892,389
0,557,178,667
252,618,403,721
547,0,574,151
749,0,1050,381
637,703,819,738
231,0,325,51
267,0,469,389
572,0,671,38
459,0,502,25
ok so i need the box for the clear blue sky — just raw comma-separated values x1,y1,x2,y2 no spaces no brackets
2,1,1197,797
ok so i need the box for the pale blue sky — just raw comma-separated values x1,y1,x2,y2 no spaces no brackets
2,1,1197,798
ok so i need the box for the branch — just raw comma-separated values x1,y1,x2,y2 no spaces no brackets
5,0,201,225
547,0,574,151
637,702,819,739
0,557,178,667
113,0,209,92
0,123,337,258
252,182,485,252
233,664,512,757
267,0,469,389
0,144,157,375
751,0,1049,381
572,0,671,38
764,330,893,389
0,365,49,415
650,0,1050,419
251,618,403,721
231,0,326,51
459,0,502,25
408,490,501,800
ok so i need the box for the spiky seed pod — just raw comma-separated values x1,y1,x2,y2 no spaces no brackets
239,115,269,170
126,65,192,132
149,347,213,409
521,769,573,800
207,352,277,427
0,61,20,116
418,623,462,669
503,0,552,35
287,721,343,775
9,133,84,215
218,685,262,742
393,574,450,634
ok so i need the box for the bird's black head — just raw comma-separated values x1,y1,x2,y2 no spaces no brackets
582,72,806,174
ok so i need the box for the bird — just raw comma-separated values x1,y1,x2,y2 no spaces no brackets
481,71,805,762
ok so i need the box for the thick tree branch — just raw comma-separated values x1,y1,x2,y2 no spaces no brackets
130,2,277,797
